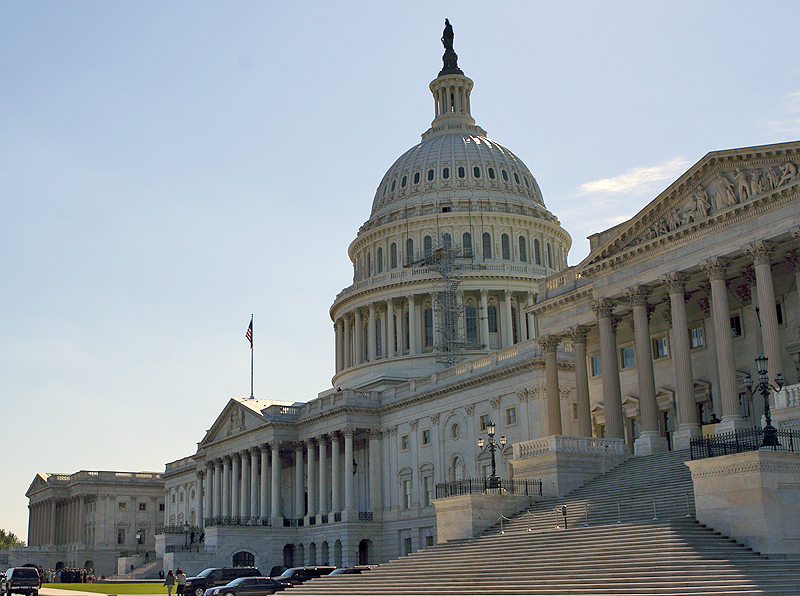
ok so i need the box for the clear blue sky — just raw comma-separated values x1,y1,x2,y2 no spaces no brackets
2,1,799,542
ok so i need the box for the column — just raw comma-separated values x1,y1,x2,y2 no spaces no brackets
196,471,204,529
343,314,352,369
430,291,438,350
701,257,745,430
479,290,490,348
662,272,701,449
294,443,304,519
354,309,364,364
222,456,231,517
331,433,341,516
537,335,562,435
592,298,625,439
526,292,537,341
318,436,328,517
369,429,382,514
48,499,56,545
745,241,782,414
386,299,396,358
239,451,249,518
407,295,418,355
344,430,355,514
568,325,592,437
203,465,212,525
248,447,261,518
398,301,406,354
231,453,240,518
260,445,269,520
213,459,222,518
503,290,513,348
335,319,344,373
456,290,465,343
627,285,668,455
78,496,84,544
306,440,316,521
368,303,377,362
270,442,282,522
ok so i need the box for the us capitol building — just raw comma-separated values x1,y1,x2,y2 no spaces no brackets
18,23,800,576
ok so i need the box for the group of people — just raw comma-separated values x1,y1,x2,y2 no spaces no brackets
41,567,96,583
163,568,187,596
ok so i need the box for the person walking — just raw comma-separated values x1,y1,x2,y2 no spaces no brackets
164,570,175,596
176,569,187,596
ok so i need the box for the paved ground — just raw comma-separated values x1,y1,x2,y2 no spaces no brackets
40,589,162,596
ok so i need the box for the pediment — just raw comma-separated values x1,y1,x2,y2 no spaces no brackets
199,398,269,447
579,141,800,275
26,473,50,497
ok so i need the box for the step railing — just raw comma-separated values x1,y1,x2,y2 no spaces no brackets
690,427,800,460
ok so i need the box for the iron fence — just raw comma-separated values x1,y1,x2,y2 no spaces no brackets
435,477,542,499
690,427,800,460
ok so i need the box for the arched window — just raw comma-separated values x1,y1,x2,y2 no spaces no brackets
376,318,382,358
466,305,478,344
501,234,510,260
547,242,553,268
406,238,413,266
442,167,450,179
367,253,372,277
424,235,432,257
390,243,397,269
487,305,498,333
462,232,472,258
377,247,383,273
488,167,496,179
482,232,492,259
232,551,254,567
427,169,435,181
473,166,481,178
458,166,466,178
413,172,420,184
401,175,407,188
534,239,541,265
514,172,520,184
501,169,509,182
519,236,527,262
453,456,464,481
424,307,434,348
442,232,452,248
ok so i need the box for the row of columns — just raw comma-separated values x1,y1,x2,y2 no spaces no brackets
334,291,537,373
204,431,361,525
536,240,785,451
28,496,85,546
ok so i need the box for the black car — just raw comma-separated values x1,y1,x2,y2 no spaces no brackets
184,567,262,596
1,567,41,596
203,577,287,596
273,566,337,586
327,566,372,575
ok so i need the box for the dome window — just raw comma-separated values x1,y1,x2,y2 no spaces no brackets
443,167,450,179
502,169,509,182
414,172,420,184
501,234,511,260
514,172,520,184
519,236,527,262
391,180,396,192
458,166,466,178
524,176,530,188
427,169,435,181
488,167,496,179
383,185,387,197
473,166,481,178
482,232,492,259
401,175,407,188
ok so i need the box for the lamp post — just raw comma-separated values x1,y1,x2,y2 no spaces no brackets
743,353,784,447
183,522,190,549
476,421,506,489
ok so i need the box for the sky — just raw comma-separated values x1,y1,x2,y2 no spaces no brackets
2,0,800,543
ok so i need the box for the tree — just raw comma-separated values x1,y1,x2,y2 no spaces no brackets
0,529,26,548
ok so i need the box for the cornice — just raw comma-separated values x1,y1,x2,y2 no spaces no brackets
530,287,594,318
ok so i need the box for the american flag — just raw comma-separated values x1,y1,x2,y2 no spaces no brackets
245,319,253,348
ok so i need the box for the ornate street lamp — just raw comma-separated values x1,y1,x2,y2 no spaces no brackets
477,421,507,489
743,353,785,447
183,522,190,549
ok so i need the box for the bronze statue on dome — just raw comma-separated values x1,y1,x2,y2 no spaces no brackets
439,18,463,76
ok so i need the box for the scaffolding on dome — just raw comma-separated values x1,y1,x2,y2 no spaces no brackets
405,238,469,368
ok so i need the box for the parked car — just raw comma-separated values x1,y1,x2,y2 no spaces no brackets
184,567,262,596
203,576,287,596
273,566,336,586
327,566,372,575
1,567,41,596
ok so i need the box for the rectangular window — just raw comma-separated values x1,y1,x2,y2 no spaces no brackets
591,356,602,376
404,537,413,555
425,535,434,548
179,493,184,503
480,414,490,430
506,407,517,425
776,302,784,326
139,502,147,512
466,306,478,343
730,315,742,337
690,326,704,348
118,502,127,511
159,503,165,512
652,337,668,359
117,528,126,545
401,435,410,451
423,476,432,507
403,479,412,509
422,429,431,445
621,346,635,368
137,530,146,544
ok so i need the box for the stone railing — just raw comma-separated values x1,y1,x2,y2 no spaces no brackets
775,383,800,409
513,435,628,460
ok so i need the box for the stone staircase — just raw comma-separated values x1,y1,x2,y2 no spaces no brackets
291,449,800,595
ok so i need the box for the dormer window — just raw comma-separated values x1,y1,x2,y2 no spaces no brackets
443,167,450,179
414,172,420,184
488,167,496,179
401,175,407,188
502,169,509,182
458,166,466,178
473,166,481,178
427,169,435,181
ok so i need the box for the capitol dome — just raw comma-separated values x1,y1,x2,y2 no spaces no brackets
330,26,571,391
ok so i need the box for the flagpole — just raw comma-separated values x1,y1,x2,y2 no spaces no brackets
250,314,254,398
